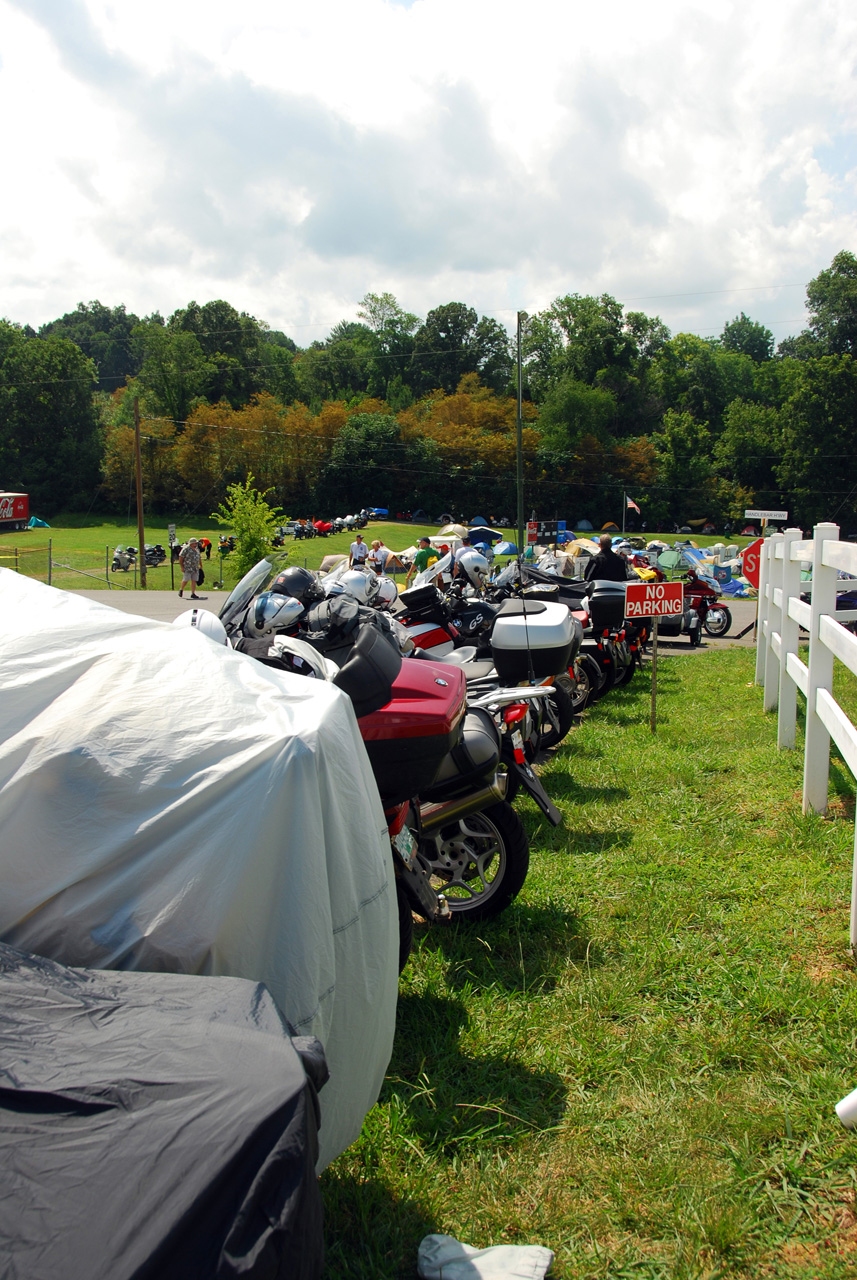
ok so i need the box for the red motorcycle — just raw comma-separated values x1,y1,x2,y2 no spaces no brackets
684,570,732,637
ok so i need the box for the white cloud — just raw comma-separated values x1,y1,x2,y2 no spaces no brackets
1,0,855,344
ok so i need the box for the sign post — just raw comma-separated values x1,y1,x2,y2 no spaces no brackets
168,523,177,591
625,581,685,734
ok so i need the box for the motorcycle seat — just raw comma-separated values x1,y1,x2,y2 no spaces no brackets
495,599,548,617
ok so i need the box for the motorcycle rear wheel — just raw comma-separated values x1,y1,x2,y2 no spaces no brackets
703,606,732,637
419,801,529,922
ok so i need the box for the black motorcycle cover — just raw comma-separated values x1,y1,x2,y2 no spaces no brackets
0,944,327,1280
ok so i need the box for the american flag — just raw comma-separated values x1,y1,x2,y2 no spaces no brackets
626,496,641,514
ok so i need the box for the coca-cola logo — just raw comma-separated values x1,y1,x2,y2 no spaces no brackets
0,497,14,519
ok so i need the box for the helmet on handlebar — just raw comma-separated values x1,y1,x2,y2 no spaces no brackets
245,591,306,637
457,549,490,588
172,608,230,646
268,565,325,606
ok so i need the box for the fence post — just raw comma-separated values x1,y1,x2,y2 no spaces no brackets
803,521,839,814
48,538,52,586
755,538,771,687
763,533,783,712
777,527,803,749
106,545,110,587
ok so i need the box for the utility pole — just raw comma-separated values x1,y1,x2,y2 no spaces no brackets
516,311,527,556
134,396,147,589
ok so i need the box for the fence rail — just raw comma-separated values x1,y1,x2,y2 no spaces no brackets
756,522,857,949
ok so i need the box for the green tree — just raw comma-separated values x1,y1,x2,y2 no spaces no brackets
720,312,774,363
133,320,212,425
39,300,142,392
806,251,857,355
170,300,267,408
714,399,782,496
776,355,857,528
408,304,511,395
652,410,714,522
0,322,102,512
211,474,283,578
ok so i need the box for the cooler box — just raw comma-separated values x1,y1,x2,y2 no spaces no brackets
490,600,577,682
359,659,467,804
588,580,627,631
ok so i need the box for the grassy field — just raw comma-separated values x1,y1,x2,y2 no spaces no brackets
322,649,857,1279
0,516,762,595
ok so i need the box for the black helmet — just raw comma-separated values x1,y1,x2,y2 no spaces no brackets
268,565,325,605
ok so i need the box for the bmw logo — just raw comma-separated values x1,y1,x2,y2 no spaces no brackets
434,678,448,686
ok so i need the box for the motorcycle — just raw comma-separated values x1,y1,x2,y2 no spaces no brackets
398,554,580,751
111,544,136,573
684,570,732,637
218,535,236,556
143,542,166,568
218,559,536,966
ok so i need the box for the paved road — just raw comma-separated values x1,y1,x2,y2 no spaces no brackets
70,589,759,652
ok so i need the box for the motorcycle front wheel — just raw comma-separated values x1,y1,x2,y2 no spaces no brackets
395,880,414,972
703,606,732,637
419,801,529,922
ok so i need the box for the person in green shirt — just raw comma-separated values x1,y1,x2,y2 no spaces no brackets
406,537,438,587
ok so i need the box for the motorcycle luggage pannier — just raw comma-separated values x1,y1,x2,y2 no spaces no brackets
423,708,500,798
490,600,577,682
588,580,627,631
359,660,467,805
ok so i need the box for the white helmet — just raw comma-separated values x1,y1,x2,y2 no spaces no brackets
172,608,230,646
457,549,490,588
374,576,398,610
339,569,381,606
244,591,306,638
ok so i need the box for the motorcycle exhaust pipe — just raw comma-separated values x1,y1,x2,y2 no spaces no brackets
419,771,507,835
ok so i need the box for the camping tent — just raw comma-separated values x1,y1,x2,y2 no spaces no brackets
0,570,398,1172
470,515,489,526
494,540,518,556
467,525,503,545
439,523,467,538
319,553,348,573
576,519,594,531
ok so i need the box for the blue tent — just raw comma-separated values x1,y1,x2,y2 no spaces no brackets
467,525,503,544
27,516,50,529
470,515,489,527
494,540,518,555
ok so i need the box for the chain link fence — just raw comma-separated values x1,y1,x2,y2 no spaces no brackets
0,542,52,584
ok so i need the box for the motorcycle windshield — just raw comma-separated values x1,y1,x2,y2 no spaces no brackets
218,553,290,628
414,551,452,587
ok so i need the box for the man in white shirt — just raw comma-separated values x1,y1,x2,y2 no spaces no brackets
349,533,369,568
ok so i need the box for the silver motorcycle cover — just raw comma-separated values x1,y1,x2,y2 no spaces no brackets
0,569,398,1171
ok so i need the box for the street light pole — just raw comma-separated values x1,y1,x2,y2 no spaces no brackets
516,311,527,556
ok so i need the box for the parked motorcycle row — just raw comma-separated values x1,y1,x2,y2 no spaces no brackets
111,543,167,572
188,536,727,971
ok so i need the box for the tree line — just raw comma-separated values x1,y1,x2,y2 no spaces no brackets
1,252,856,529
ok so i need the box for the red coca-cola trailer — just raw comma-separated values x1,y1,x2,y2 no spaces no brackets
0,492,29,532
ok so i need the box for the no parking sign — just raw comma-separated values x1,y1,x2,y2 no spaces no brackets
625,581,685,733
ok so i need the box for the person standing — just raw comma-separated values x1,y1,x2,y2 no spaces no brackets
349,533,369,568
406,537,436,587
178,538,205,599
583,534,629,582
452,535,472,578
367,539,389,574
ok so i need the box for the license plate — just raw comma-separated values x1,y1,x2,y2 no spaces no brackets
393,825,418,867
512,730,524,751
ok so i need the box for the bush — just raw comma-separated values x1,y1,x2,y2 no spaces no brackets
212,475,283,578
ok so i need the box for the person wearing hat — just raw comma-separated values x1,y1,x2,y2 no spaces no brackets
178,537,205,599
349,532,369,568
406,536,437,587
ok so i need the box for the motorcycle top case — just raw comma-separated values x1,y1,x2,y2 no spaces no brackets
588,580,628,631
397,583,442,617
490,600,578,682
358,658,467,805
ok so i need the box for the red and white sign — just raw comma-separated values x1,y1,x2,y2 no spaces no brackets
526,521,538,545
625,581,685,618
741,538,763,590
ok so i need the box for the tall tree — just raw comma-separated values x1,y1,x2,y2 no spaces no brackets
39,301,142,392
169,300,267,407
408,303,511,395
0,322,101,511
133,320,213,425
720,312,774,363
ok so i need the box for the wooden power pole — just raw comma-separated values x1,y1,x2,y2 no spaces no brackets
134,396,147,589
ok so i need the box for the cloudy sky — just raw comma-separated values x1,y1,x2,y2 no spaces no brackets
2,0,855,346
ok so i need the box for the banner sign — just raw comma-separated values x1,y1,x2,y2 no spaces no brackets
744,509,788,521
625,581,685,618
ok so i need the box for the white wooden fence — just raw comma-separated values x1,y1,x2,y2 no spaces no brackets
756,522,857,950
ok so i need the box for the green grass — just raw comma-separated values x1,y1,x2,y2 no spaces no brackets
322,649,857,1279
